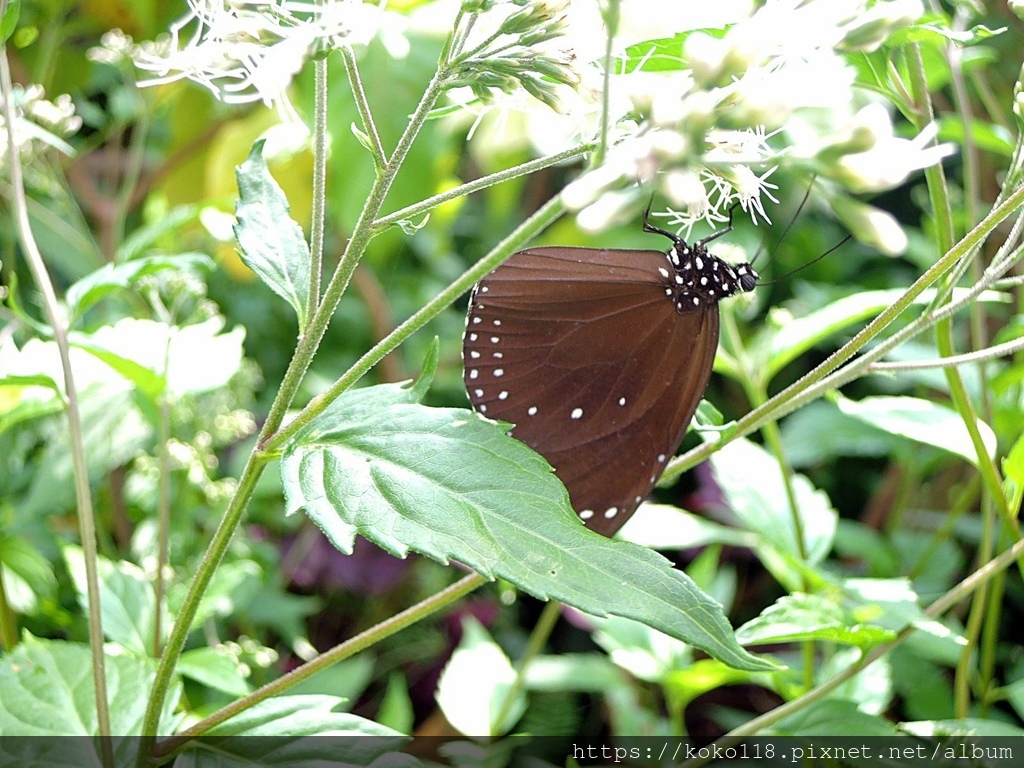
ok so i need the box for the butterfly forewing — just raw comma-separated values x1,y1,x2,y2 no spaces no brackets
463,246,722,537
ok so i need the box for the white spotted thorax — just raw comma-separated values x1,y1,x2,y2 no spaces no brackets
663,237,759,312
460,216,759,537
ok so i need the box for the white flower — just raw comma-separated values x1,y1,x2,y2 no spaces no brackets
134,0,390,119
834,121,955,192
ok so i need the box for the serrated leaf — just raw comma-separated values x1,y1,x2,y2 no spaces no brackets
66,253,214,318
710,438,837,569
736,593,895,649
63,546,167,655
835,394,996,466
437,617,525,737
281,383,771,672
234,140,311,331
0,635,181,737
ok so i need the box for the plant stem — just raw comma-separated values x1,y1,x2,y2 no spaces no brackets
138,450,271,757
342,45,385,169
0,36,113,768
373,144,591,234
0,562,16,650
307,55,328,321
152,573,487,759
661,184,1024,484
153,395,171,657
265,193,566,452
492,599,561,732
258,65,451,446
681,534,1024,767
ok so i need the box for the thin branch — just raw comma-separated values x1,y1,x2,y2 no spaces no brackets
0,32,113,768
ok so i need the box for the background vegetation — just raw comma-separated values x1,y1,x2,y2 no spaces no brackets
1,0,1024,764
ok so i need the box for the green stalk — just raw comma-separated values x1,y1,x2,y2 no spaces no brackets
153,573,486,760
0,35,113,768
307,55,328,320
681,534,1024,768
492,599,562,733
661,185,1024,484
265,193,566,452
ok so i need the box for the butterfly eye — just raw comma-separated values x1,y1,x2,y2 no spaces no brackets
462,227,755,537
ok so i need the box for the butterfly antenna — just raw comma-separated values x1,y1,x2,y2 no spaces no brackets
758,234,851,286
751,181,814,269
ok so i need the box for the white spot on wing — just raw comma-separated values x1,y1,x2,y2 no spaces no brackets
498,391,508,400
490,336,500,343
494,368,504,377
604,507,618,518
571,407,583,419
580,509,594,520
618,397,626,406
528,406,537,416
469,370,478,379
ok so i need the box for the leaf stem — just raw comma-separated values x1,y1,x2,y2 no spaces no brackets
307,55,328,321
681,534,1024,767
662,184,1024,484
265,193,566,452
0,34,113,768
492,599,561,733
373,144,591,234
152,573,487,759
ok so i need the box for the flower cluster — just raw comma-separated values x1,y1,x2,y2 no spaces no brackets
133,0,392,124
557,0,950,252
0,85,81,183
444,0,581,113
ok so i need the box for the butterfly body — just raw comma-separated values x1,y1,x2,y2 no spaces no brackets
463,230,757,537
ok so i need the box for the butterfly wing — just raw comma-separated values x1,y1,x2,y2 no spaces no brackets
463,246,720,537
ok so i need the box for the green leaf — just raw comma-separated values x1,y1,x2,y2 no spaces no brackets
901,719,1024,737
1002,431,1024,517
618,28,729,73
619,503,757,550
756,288,1008,382
771,699,899,736
0,635,181,736
169,559,263,630
780,399,897,467
172,696,414,767
72,317,246,403
0,0,20,45
177,647,252,697
0,374,65,438
591,614,691,683
281,381,772,671
234,140,311,331
63,546,167,655
0,535,57,614
377,672,414,734
736,593,895,649
522,654,623,693
710,438,838,568
65,253,214,319
203,694,404,738
436,617,525,737
835,394,996,466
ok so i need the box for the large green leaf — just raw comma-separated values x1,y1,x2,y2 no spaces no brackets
835,394,996,466
173,696,414,768
63,546,168,656
436,617,526,737
710,437,838,571
0,636,181,737
736,593,895,649
281,380,771,672
65,253,214,319
234,140,311,331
